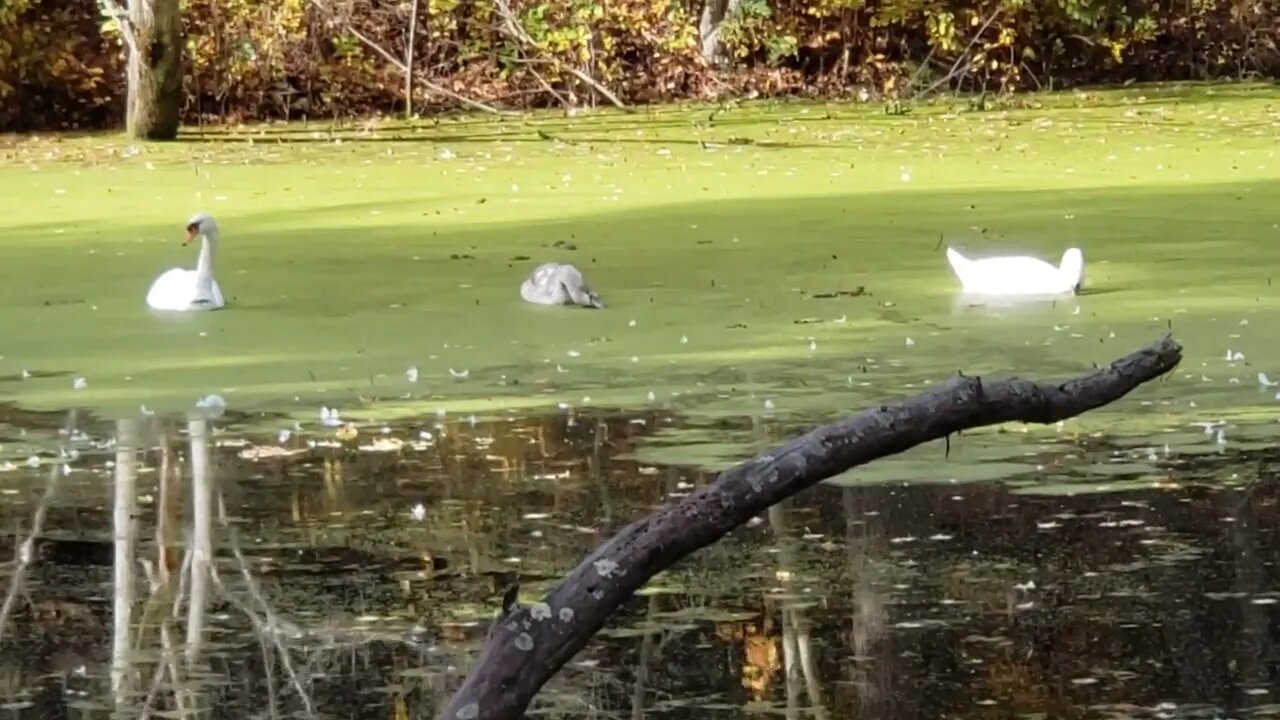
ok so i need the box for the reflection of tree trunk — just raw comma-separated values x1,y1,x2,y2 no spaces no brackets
781,612,800,720
845,488,890,718
186,418,213,664
212,489,316,717
589,416,613,524
112,418,139,702
628,593,661,720
322,456,346,506
0,410,75,643
156,426,180,585
769,502,801,720
767,501,826,719
0,523,34,637
793,614,828,720
1226,488,1270,690
1158,567,1214,698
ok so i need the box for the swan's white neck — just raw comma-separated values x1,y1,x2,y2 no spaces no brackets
194,229,218,294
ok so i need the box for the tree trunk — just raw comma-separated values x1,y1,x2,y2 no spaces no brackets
404,0,420,119
126,0,183,140
440,334,1184,720
698,0,742,65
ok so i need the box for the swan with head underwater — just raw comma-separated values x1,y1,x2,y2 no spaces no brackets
520,262,604,309
945,245,1085,297
146,212,226,311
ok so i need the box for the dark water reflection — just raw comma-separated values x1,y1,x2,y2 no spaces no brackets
0,406,1278,719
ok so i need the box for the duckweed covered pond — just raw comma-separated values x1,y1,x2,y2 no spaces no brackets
1,82,1280,717
0,83,1277,431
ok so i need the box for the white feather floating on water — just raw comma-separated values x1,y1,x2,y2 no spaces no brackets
195,395,227,417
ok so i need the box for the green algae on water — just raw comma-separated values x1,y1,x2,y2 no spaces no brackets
0,83,1277,447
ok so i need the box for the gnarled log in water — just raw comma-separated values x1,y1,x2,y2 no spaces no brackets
441,334,1184,720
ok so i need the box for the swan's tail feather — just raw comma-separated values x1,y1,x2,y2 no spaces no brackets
945,246,971,279
561,280,605,309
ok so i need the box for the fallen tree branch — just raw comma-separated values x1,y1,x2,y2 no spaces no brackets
440,334,1183,720
307,0,512,116
528,56,629,112
909,3,1004,102
516,59,573,111
491,0,633,113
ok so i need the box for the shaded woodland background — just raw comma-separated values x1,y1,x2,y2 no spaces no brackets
1,0,1278,132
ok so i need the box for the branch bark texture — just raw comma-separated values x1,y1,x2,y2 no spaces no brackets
441,334,1184,720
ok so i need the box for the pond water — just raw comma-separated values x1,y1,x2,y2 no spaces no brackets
1,83,1278,426
0,407,1278,719
2,83,1280,718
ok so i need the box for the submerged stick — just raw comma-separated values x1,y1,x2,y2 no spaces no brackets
441,334,1183,720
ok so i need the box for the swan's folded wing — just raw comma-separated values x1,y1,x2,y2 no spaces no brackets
147,268,198,311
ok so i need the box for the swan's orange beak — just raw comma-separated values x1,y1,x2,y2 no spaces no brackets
183,224,198,245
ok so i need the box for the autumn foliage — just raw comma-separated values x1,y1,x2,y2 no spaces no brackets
1,0,1276,131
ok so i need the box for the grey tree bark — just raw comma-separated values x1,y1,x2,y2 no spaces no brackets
107,0,183,139
440,334,1184,720
698,0,742,65
404,0,420,119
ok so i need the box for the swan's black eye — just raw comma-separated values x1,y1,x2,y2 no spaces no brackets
186,222,199,233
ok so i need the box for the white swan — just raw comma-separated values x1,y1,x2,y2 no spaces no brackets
945,246,1084,296
146,213,226,312
520,262,604,309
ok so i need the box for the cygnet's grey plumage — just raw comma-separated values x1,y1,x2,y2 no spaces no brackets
520,262,604,309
